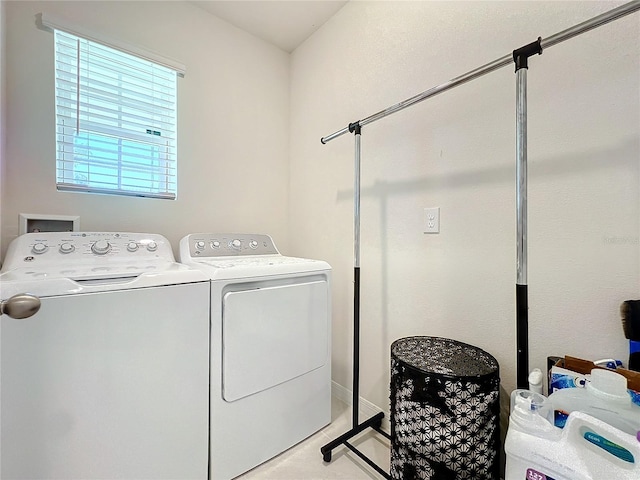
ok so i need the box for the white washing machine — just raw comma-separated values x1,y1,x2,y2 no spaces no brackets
179,233,331,480
0,232,210,480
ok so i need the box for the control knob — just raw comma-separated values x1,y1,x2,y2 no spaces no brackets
249,240,258,249
195,241,206,250
127,242,139,252
146,241,158,252
59,243,75,254
91,240,111,255
230,239,242,250
211,241,220,249
32,243,48,254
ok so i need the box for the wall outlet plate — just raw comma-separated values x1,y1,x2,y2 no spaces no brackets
424,207,440,234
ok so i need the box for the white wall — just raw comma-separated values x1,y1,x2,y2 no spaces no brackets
1,1,291,259
289,0,640,413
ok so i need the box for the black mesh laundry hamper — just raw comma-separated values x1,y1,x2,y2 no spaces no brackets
390,336,500,480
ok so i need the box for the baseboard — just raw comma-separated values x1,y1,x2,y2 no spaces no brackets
331,381,390,434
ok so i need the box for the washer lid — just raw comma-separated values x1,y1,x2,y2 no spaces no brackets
0,263,209,298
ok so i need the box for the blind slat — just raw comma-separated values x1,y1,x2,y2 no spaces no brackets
56,102,177,137
55,51,176,89
56,130,178,154
56,70,176,104
56,119,177,146
57,183,176,200
56,73,177,114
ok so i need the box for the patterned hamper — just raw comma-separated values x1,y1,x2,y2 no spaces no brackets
390,336,500,480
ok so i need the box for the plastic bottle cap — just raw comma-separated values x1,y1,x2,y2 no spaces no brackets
528,368,543,385
528,368,544,394
587,369,629,404
510,390,554,432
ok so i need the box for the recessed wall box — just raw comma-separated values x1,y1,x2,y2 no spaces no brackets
19,213,80,235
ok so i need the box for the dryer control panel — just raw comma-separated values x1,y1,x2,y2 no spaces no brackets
182,234,279,258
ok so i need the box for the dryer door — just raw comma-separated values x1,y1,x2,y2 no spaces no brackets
222,280,328,402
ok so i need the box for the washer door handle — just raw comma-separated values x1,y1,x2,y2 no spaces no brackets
0,293,41,319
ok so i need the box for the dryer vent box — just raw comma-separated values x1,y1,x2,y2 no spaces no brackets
19,214,80,235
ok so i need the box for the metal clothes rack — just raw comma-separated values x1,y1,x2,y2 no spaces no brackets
319,1,640,477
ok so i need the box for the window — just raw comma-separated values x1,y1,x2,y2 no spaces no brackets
54,30,178,199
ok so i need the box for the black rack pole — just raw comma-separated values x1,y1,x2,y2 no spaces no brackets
352,121,362,428
513,38,542,389
320,122,391,479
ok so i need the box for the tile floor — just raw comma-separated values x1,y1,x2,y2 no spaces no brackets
237,397,391,479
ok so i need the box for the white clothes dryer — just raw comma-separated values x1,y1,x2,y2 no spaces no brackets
0,232,210,480
179,233,331,480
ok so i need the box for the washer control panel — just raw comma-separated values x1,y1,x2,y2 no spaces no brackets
1,232,173,271
183,234,279,258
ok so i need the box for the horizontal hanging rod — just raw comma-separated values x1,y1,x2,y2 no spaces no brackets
542,0,640,49
320,0,640,144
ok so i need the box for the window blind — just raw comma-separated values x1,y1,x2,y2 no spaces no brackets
54,30,178,199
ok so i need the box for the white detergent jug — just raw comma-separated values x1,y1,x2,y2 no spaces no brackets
505,390,640,480
548,368,640,436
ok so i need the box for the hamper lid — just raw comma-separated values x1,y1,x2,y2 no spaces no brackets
391,336,498,378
